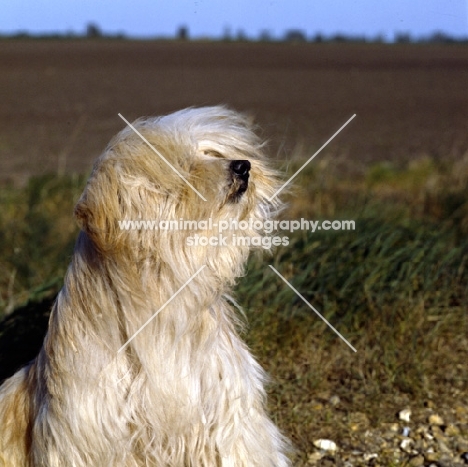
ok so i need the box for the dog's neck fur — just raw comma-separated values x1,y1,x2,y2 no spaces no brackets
54,229,235,354
29,229,262,462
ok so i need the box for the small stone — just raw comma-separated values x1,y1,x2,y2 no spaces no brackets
400,438,413,452
445,423,460,436
439,454,461,467
457,439,468,452
431,425,445,440
425,451,440,462
402,426,411,437
329,395,340,406
424,431,435,441
313,439,338,452
437,439,451,453
307,451,323,464
408,454,425,466
455,405,468,419
363,453,378,461
382,422,400,434
399,408,412,422
414,438,428,451
428,414,444,426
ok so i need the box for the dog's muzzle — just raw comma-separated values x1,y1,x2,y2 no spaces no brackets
229,160,251,199
230,160,251,181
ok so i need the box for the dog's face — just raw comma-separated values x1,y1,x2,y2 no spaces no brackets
74,107,282,278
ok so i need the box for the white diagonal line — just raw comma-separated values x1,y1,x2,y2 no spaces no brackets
118,113,207,201
117,265,206,354
268,114,356,201
269,265,357,352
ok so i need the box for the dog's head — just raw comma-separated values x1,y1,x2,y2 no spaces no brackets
75,106,283,280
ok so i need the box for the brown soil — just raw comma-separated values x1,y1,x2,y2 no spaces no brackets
0,40,467,184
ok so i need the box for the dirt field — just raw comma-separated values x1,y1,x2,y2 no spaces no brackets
0,40,467,183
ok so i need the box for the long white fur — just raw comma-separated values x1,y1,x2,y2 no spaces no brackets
0,106,291,466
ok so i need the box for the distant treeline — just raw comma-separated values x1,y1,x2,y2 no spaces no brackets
270,29,468,44
1,24,467,44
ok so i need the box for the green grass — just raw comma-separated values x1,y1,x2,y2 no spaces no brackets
0,174,85,312
0,153,467,465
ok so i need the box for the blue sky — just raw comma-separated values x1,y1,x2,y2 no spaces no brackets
2,0,468,40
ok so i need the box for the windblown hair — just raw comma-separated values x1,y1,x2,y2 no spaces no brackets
0,106,291,466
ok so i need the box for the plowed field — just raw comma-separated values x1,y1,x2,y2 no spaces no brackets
0,40,467,183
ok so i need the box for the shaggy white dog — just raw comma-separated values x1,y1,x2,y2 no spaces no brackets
0,107,291,466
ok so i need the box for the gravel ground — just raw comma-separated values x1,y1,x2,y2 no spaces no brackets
305,400,468,466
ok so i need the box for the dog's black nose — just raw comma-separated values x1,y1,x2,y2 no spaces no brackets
230,160,251,180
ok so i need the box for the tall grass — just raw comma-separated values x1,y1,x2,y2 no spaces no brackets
0,175,85,313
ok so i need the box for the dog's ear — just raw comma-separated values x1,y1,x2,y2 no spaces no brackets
74,165,123,253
